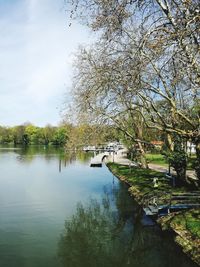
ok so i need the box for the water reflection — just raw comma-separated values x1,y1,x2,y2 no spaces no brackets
58,183,197,267
0,146,198,267
0,145,93,171
0,146,108,267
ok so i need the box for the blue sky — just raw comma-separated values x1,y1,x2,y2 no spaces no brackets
0,0,92,126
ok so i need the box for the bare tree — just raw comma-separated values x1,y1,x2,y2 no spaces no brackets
67,0,200,180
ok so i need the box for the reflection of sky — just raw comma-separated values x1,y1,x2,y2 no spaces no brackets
0,150,116,266
0,153,114,222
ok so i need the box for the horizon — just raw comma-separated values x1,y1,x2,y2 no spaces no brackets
0,121,64,128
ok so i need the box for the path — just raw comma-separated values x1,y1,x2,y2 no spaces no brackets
106,149,138,166
92,149,198,183
108,151,198,182
148,163,198,182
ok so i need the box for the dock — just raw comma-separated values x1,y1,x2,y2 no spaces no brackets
90,147,137,167
90,152,110,167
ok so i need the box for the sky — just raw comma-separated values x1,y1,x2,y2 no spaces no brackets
0,0,92,126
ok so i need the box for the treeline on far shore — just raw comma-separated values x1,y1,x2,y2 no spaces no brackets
0,123,69,146
0,123,119,147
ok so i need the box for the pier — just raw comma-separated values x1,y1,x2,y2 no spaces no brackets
90,152,110,167
90,147,136,167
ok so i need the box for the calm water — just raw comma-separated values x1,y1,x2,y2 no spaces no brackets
0,146,198,267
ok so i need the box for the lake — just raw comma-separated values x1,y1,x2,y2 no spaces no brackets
0,146,198,267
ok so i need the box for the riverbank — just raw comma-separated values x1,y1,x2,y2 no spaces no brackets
106,162,200,266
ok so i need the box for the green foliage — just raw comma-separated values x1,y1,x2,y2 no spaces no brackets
168,136,187,181
187,220,200,238
25,125,40,144
52,127,68,145
0,123,118,147
169,150,187,172
0,124,70,146
161,134,188,182
12,125,28,145
0,126,13,143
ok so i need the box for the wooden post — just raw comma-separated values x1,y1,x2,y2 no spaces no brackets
59,159,61,173
168,161,171,175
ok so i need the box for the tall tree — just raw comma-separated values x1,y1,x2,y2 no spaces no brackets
67,0,200,181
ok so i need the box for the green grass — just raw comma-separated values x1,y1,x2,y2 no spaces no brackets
146,153,168,166
146,153,196,170
172,210,200,238
107,162,185,196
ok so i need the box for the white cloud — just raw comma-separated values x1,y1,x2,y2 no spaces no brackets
0,0,92,126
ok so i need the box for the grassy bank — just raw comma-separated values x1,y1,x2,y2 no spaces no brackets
158,210,200,265
107,162,185,200
107,162,200,266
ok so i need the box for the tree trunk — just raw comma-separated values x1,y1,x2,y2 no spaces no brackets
135,123,148,169
194,140,200,183
174,164,187,183
166,133,174,151
137,140,148,169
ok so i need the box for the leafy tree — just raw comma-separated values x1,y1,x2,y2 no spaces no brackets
0,127,13,143
25,125,40,144
41,124,55,145
0,124,71,146
168,135,188,183
52,127,69,145
12,125,29,145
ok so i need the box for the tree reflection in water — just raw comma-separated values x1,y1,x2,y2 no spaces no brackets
58,182,197,267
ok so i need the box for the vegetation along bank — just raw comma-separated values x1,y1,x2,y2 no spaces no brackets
107,163,200,266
